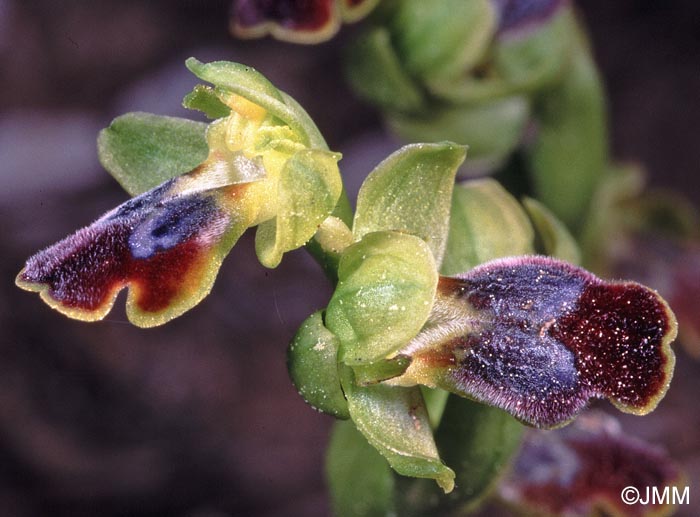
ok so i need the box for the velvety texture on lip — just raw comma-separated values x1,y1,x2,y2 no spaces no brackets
396,256,677,428
16,169,249,328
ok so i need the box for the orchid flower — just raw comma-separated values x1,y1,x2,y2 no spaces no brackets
230,0,379,43
16,59,343,327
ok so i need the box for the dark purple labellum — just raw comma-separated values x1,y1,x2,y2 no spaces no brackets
491,0,565,33
500,412,683,516
231,0,337,41
395,256,677,428
16,173,248,328
614,235,700,357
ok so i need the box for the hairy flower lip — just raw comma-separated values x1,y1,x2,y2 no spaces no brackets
391,256,678,428
15,171,252,328
18,59,343,327
500,411,684,516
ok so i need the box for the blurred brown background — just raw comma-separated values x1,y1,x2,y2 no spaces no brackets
1,1,699,515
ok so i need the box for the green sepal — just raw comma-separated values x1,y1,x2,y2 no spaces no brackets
341,367,455,493
185,58,325,148
388,98,529,168
182,84,232,119
344,27,425,114
353,142,467,265
325,231,438,365
288,311,349,419
97,112,208,196
441,179,534,275
326,420,396,517
255,149,342,268
389,0,496,81
394,397,523,516
523,197,581,264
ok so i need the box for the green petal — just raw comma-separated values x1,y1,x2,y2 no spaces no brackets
352,355,411,386
182,84,232,119
341,368,455,492
288,311,349,419
326,420,396,517
441,179,534,275
353,142,467,265
326,231,438,365
255,149,342,268
97,112,208,196
185,58,324,147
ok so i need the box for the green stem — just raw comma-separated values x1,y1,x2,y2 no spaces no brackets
305,186,355,284
528,19,610,233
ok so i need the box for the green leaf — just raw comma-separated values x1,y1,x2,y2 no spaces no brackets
523,197,581,264
353,142,467,265
441,179,534,275
185,58,323,148
390,0,496,81
388,98,529,167
255,149,342,268
433,397,523,512
325,231,438,365
287,311,349,419
326,420,396,517
341,368,455,492
344,27,425,113
182,84,231,119
528,25,608,230
97,112,208,196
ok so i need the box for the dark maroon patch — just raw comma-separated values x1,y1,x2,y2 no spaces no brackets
129,239,205,313
614,235,700,357
552,282,671,411
501,413,683,516
18,184,230,321
406,257,676,428
232,0,334,32
19,220,207,315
